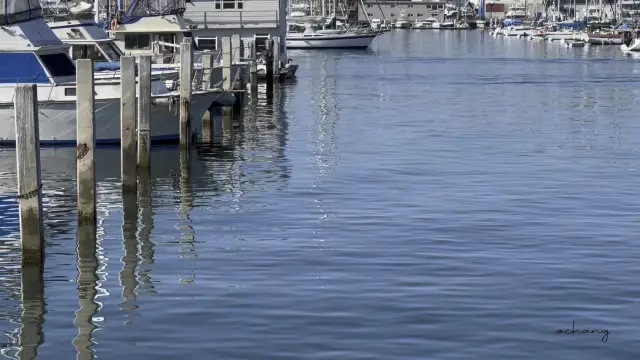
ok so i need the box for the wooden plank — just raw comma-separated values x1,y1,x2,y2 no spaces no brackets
13,84,44,266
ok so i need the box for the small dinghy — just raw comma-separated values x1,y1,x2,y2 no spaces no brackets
561,38,586,48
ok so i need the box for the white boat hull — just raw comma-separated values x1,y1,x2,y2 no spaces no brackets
286,34,377,49
621,39,640,52
0,91,233,146
545,32,574,41
584,34,623,45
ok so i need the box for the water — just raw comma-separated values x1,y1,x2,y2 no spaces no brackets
1,30,639,359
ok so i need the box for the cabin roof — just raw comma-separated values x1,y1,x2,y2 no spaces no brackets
49,20,111,42
109,14,190,34
0,17,64,51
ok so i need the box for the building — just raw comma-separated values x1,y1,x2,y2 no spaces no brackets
358,0,447,22
183,0,287,60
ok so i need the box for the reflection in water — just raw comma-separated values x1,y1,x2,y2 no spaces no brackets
17,265,45,360
119,193,139,324
178,150,196,283
310,55,339,227
72,226,99,360
137,171,156,296
0,71,293,359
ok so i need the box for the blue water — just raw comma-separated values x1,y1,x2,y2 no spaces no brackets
1,30,639,359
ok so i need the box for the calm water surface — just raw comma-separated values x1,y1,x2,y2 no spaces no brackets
1,30,639,359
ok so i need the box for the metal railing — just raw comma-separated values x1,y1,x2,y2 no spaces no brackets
186,10,279,28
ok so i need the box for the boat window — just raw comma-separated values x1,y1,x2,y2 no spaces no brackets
0,53,49,84
215,0,242,10
39,53,76,78
197,37,218,51
254,34,270,52
71,45,109,61
99,42,123,60
124,33,151,50
64,87,76,96
158,33,177,54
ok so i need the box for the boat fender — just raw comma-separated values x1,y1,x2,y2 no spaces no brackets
110,18,118,30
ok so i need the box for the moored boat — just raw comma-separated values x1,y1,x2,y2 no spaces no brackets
0,16,234,146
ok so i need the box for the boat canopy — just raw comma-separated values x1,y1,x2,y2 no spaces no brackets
0,0,42,25
0,51,74,84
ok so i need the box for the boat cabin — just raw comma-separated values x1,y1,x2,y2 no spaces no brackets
0,18,76,86
108,12,196,60
49,20,124,63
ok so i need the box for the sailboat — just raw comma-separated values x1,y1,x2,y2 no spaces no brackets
286,0,379,49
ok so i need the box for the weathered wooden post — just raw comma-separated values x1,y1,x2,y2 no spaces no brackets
76,59,96,227
272,36,280,80
14,84,44,266
249,41,258,100
201,53,214,143
201,53,214,89
231,33,241,64
265,39,274,97
222,37,232,90
138,55,152,172
180,40,193,148
120,56,137,194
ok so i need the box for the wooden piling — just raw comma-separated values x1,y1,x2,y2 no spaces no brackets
249,41,258,99
14,84,44,266
120,56,137,193
272,36,280,79
222,37,232,90
231,33,241,64
76,59,96,227
201,53,213,89
138,55,152,172
180,40,193,148
265,39,274,96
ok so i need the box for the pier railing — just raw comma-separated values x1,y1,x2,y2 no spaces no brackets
185,10,279,28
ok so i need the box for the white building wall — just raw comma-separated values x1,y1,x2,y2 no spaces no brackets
184,0,287,63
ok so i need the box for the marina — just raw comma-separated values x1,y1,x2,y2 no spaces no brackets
3,0,640,358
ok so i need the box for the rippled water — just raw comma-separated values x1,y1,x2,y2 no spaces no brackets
1,30,639,359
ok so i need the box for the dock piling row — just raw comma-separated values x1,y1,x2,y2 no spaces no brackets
14,84,44,266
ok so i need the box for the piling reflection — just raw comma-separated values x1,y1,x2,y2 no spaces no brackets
17,264,45,360
118,193,139,324
178,150,196,283
72,225,99,360
137,171,156,295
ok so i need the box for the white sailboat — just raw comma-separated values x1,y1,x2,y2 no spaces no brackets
286,0,378,49
286,24,378,49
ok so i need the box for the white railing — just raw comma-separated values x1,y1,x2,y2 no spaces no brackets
186,10,279,27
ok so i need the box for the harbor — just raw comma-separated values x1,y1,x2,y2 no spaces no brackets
2,0,640,358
